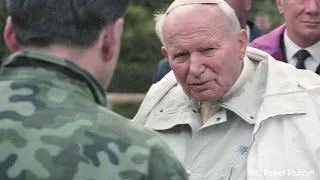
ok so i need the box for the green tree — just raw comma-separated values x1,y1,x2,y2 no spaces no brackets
108,0,172,93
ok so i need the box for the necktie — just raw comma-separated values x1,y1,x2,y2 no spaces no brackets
295,49,310,69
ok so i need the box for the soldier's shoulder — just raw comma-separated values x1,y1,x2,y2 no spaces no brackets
96,106,164,145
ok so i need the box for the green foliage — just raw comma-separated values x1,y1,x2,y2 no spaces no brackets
108,1,172,93
108,62,156,92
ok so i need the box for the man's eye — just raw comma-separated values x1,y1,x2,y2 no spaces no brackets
201,48,217,56
201,48,214,52
171,53,188,62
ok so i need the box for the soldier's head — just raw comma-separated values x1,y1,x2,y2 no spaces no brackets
4,0,129,89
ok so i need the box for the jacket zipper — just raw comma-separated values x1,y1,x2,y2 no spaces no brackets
246,117,269,180
248,118,268,151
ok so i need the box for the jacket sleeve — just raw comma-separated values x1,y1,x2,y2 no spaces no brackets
147,140,188,180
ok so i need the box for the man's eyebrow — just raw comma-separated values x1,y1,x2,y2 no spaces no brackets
173,51,189,56
198,45,213,50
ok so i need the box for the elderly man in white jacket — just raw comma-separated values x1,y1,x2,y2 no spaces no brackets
133,0,320,179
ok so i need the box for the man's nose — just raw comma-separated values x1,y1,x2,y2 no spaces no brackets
189,53,205,76
305,0,320,15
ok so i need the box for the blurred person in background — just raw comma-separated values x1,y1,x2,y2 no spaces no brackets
254,12,272,34
0,0,188,179
250,0,320,74
152,0,262,83
134,0,320,179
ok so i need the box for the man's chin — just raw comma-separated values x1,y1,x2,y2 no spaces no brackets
301,28,320,40
191,92,222,102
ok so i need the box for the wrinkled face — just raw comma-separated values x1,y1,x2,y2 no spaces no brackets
162,5,247,102
278,0,320,46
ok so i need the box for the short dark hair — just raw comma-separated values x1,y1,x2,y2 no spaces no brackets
6,0,129,47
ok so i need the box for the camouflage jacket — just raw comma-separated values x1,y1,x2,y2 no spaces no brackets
0,51,188,180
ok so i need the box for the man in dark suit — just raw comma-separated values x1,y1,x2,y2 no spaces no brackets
152,0,262,83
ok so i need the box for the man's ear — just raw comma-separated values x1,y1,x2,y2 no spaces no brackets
276,0,284,15
244,0,252,12
237,29,248,60
161,46,170,59
101,18,124,62
4,16,20,52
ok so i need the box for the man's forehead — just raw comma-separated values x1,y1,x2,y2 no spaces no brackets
163,9,227,40
166,0,228,14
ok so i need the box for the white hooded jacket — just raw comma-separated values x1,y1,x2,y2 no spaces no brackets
133,47,320,180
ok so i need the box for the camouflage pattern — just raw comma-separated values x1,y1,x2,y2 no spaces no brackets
0,51,188,180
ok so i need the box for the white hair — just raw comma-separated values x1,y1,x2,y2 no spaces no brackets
154,13,166,45
154,2,241,45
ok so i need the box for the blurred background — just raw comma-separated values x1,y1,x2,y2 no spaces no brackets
0,0,283,119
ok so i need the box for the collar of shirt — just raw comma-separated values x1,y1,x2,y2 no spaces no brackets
284,30,320,71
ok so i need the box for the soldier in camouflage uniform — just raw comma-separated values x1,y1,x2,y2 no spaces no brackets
0,0,188,179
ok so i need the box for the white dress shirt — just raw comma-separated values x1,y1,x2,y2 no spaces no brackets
284,30,320,72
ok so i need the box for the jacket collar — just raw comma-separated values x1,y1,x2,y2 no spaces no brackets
1,51,107,106
202,48,307,125
246,48,308,122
